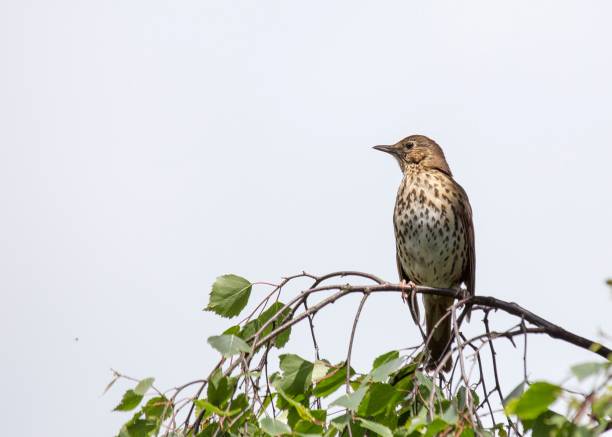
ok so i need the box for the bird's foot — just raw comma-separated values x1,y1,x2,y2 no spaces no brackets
457,287,470,301
401,280,417,305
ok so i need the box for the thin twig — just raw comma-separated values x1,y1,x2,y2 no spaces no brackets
178,271,611,435
344,292,370,437
483,312,522,436
346,293,370,392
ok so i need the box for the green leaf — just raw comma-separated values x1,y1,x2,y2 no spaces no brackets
372,350,399,370
276,354,314,396
404,408,428,433
592,393,612,418
207,334,251,357
390,360,419,386
207,369,237,408
357,383,398,416
527,410,568,435
415,371,433,391
505,382,561,420
276,389,310,413
502,381,525,406
313,363,353,398
134,377,154,395
415,371,445,402
470,389,480,408
570,362,608,381
456,386,480,412
291,408,326,435
113,389,143,411
311,409,326,422
241,301,292,348
330,385,367,411
312,360,330,382
441,404,458,425
142,396,172,420
423,418,449,437
195,423,220,437
121,418,158,437
274,386,317,422
206,274,252,318
495,424,508,437
357,418,393,437
270,308,292,348
257,394,273,418
260,417,291,436
194,399,242,417
113,377,154,412
330,413,350,432
369,357,403,383
230,393,249,411
391,371,414,396
294,420,323,435
222,325,241,335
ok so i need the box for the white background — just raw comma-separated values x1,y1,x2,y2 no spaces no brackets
1,1,611,435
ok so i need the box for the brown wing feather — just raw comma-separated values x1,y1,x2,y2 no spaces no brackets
396,252,420,324
454,181,476,319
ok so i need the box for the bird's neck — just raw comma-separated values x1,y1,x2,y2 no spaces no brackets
402,160,452,178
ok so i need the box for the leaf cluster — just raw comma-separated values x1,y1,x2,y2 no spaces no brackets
110,273,612,437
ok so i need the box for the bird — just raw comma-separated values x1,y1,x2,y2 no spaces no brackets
374,135,475,372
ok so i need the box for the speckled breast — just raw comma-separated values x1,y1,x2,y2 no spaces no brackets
394,167,468,288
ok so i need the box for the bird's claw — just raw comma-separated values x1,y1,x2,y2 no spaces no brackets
457,287,470,301
401,280,417,304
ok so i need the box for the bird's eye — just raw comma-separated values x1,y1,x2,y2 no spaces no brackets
405,141,415,149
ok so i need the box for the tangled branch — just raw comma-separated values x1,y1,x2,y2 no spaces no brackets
246,274,611,360
110,270,612,437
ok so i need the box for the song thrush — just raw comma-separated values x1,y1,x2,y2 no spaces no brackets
374,135,475,371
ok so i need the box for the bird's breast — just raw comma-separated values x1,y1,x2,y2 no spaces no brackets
394,169,467,288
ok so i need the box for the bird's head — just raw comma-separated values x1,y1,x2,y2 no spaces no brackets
373,134,452,175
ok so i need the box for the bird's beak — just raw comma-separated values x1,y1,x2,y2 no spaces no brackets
373,145,397,156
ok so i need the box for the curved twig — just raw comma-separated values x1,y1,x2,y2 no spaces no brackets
249,283,611,360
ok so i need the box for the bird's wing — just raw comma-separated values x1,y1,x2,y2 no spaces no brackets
454,181,476,318
396,252,420,324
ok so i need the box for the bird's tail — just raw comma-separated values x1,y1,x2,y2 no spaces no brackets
424,296,454,372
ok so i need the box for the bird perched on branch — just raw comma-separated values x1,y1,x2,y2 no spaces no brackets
374,135,475,372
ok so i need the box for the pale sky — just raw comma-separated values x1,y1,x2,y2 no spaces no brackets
1,1,611,435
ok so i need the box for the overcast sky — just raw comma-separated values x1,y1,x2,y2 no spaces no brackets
1,1,611,435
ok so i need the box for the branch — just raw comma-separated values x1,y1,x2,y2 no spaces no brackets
467,295,611,360
152,270,611,435
249,281,611,360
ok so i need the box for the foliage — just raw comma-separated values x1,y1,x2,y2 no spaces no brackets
110,272,612,437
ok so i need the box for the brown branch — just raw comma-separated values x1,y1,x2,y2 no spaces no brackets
460,333,496,427
346,293,370,391
467,295,611,360
343,292,370,437
248,282,611,361
483,312,522,436
185,272,610,435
